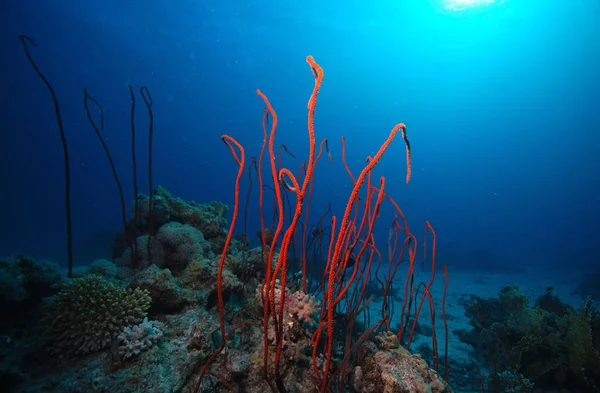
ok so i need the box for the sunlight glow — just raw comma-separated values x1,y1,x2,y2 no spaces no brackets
442,0,497,12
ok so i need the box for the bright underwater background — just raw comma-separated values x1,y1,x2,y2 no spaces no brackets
1,0,598,276
1,0,600,392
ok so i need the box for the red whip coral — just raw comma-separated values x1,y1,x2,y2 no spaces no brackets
192,55,443,393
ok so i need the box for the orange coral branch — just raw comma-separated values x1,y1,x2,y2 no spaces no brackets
321,123,405,392
191,135,244,393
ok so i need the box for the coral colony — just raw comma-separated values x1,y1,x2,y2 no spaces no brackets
2,37,599,393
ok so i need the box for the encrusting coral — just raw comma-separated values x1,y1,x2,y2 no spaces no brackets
44,274,152,357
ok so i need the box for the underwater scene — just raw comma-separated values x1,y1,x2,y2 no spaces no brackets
1,0,599,392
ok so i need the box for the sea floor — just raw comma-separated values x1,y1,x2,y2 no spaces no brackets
368,265,586,366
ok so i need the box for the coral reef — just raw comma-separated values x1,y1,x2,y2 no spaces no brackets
455,285,600,392
86,258,119,279
114,186,231,260
0,255,64,393
0,186,451,393
0,255,61,312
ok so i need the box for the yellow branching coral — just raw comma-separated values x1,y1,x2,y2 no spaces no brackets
45,274,151,357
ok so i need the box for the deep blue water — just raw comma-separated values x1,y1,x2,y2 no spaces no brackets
1,0,598,275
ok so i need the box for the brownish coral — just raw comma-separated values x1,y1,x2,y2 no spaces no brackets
457,286,600,391
361,344,451,393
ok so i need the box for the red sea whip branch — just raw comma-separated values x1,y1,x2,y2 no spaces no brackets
191,135,244,393
320,123,406,392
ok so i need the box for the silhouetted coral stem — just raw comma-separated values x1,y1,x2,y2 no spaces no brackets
19,35,74,277
140,86,155,265
83,89,128,245
128,85,140,267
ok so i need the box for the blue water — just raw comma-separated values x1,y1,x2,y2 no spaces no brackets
1,0,598,275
